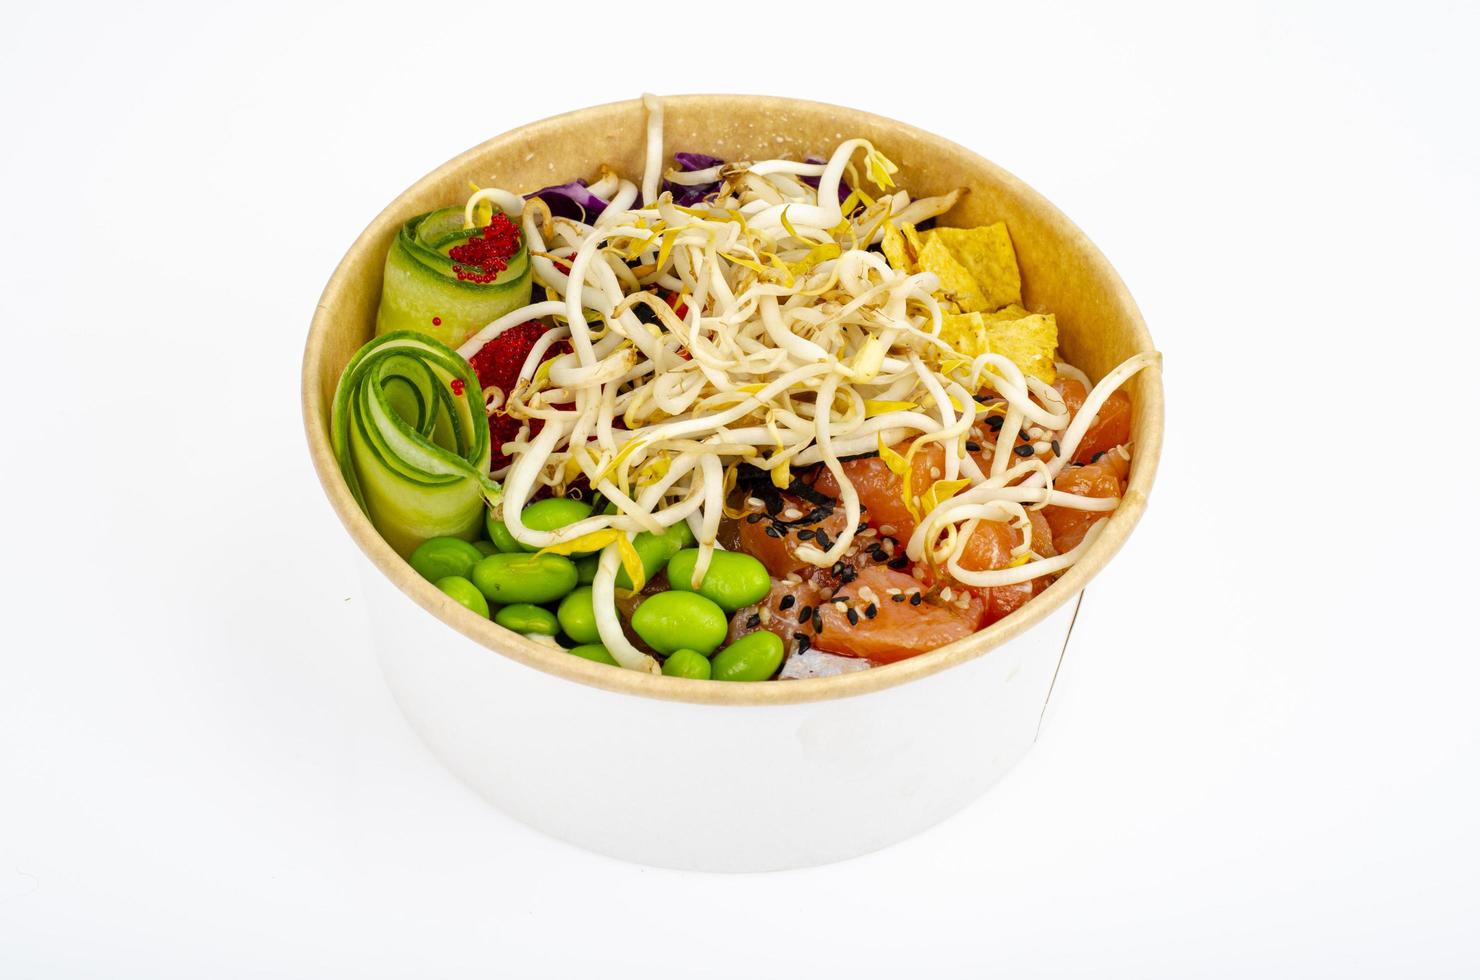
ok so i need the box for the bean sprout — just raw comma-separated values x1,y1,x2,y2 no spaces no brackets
460,95,1160,671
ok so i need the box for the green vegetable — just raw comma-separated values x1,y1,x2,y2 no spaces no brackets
521,498,593,534
557,587,602,645
568,643,619,666
330,332,498,557
662,648,712,679
435,576,490,618
485,499,594,553
472,540,499,556
375,206,532,348
710,631,784,682
614,522,696,590
410,537,485,582
575,555,599,584
471,553,578,604
665,548,771,612
495,603,559,635
484,514,523,553
630,591,728,655
662,520,696,551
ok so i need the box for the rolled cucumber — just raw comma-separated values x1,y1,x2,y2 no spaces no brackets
330,331,500,558
374,206,532,348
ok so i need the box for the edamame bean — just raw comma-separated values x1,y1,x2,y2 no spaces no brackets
435,576,490,618
487,499,594,554
662,648,712,679
630,591,728,655
665,549,771,612
568,643,619,666
614,531,673,590
557,587,602,645
484,513,522,553
613,522,696,589
521,498,593,534
661,519,696,552
710,630,784,682
495,603,559,635
472,540,499,557
575,555,599,584
409,537,484,582
471,553,578,604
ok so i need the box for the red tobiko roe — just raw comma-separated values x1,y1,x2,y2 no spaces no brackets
449,212,522,284
468,321,571,471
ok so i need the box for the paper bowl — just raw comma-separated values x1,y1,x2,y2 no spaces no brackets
302,95,1162,871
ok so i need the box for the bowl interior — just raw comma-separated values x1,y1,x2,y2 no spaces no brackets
302,94,1162,705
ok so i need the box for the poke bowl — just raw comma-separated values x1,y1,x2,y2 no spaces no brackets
302,94,1162,871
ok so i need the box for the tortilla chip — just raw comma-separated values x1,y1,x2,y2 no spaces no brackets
881,220,913,272
921,222,1022,311
938,307,1057,383
916,235,990,312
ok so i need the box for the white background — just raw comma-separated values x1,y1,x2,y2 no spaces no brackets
3,1,1477,976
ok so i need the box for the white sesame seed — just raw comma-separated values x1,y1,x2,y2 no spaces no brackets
747,497,764,508
929,466,941,480
833,601,848,613
879,524,897,537
759,607,772,624
886,587,902,595
941,587,954,602
783,507,803,520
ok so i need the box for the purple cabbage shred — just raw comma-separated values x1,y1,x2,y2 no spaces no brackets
525,179,609,222
663,151,725,206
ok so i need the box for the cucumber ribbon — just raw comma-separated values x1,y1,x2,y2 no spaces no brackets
375,206,533,348
330,331,500,558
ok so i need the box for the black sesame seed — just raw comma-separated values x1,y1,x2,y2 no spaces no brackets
839,565,858,584
798,605,813,623
1051,439,1061,456
746,513,763,524
814,529,831,550
812,610,824,632
1014,444,1035,457
986,416,1004,431
745,612,761,629
796,528,815,540
856,523,868,534
764,523,784,538
1091,451,1106,462
788,480,835,508
909,592,922,606
865,603,878,619
795,632,811,652
779,594,796,611
966,441,981,452
1018,429,1031,441
847,608,859,625
887,556,909,570
891,593,907,602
